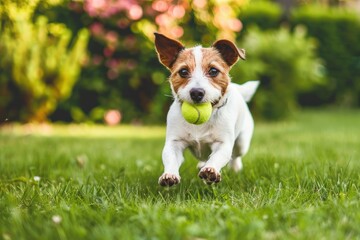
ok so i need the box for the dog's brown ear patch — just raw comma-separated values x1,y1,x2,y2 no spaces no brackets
154,33,185,69
212,40,245,67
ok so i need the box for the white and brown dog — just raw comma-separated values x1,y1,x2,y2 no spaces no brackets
154,33,259,186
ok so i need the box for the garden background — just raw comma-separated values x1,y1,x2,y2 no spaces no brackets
1,0,360,125
1,1,360,239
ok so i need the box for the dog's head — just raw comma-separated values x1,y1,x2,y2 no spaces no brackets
154,33,245,105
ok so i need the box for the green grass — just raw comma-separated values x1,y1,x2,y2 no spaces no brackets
1,109,360,240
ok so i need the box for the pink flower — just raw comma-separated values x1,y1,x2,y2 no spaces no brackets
89,22,104,36
152,0,169,12
193,0,206,8
105,31,118,44
227,19,243,32
170,5,185,19
155,13,171,27
103,47,114,58
106,58,120,68
84,0,138,18
84,0,106,17
128,5,143,20
104,110,122,125
170,26,184,38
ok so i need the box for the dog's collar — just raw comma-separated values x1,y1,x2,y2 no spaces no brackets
212,97,228,110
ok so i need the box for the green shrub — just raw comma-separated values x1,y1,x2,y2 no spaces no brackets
233,26,325,120
291,6,360,106
239,1,282,34
51,0,249,124
0,1,89,122
3,1,358,124
239,3,360,107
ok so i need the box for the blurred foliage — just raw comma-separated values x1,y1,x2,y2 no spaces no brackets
0,0,359,123
233,26,324,120
240,1,283,31
291,6,360,107
50,0,250,123
240,1,360,107
0,0,89,122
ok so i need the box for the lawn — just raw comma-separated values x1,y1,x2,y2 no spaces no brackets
1,109,360,240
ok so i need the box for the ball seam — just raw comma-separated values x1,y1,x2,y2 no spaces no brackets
194,106,201,124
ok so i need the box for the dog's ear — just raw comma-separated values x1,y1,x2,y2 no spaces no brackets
154,32,185,69
212,40,245,67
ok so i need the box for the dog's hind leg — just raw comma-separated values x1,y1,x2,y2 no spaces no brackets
229,156,243,172
197,161,206,169
229,138,246,172
230,123,254,172
229,141,247,172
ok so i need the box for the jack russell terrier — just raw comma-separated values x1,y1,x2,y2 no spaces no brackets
154,33,259,186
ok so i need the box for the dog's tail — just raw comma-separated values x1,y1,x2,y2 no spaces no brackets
235,80,260,102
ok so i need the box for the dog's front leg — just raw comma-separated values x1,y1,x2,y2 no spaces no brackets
158,140,186,187
199,141,233,184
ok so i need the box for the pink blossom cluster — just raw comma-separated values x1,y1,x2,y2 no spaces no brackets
82,0,246,82
84,0,143,20
152,0,186,38
78,0,247,124
214,5,243,33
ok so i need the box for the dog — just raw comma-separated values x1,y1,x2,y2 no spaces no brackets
154,33,259,186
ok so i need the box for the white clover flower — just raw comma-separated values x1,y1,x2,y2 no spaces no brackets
33,176,41,182
52,215,62,224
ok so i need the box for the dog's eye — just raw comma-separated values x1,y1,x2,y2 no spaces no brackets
208,67,219,77
178,68,190,78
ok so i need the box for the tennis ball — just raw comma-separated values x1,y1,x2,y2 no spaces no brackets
181,101,212,125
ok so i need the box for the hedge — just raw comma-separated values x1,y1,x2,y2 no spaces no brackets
1,1,360,124
240,2,360,107
291,6,360,106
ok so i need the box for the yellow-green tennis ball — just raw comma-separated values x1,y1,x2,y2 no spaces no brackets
181,102,212,125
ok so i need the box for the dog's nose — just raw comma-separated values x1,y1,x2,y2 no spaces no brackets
190,88,205,102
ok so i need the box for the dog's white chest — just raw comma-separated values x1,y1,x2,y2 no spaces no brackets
181,125,219,160
188,141,212,161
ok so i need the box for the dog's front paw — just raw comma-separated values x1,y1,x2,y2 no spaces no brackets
198,167,221,185
158,173,180,187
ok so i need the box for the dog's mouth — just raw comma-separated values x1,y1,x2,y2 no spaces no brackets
175,86,225,107
211,97,222,106
177,95,224,108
